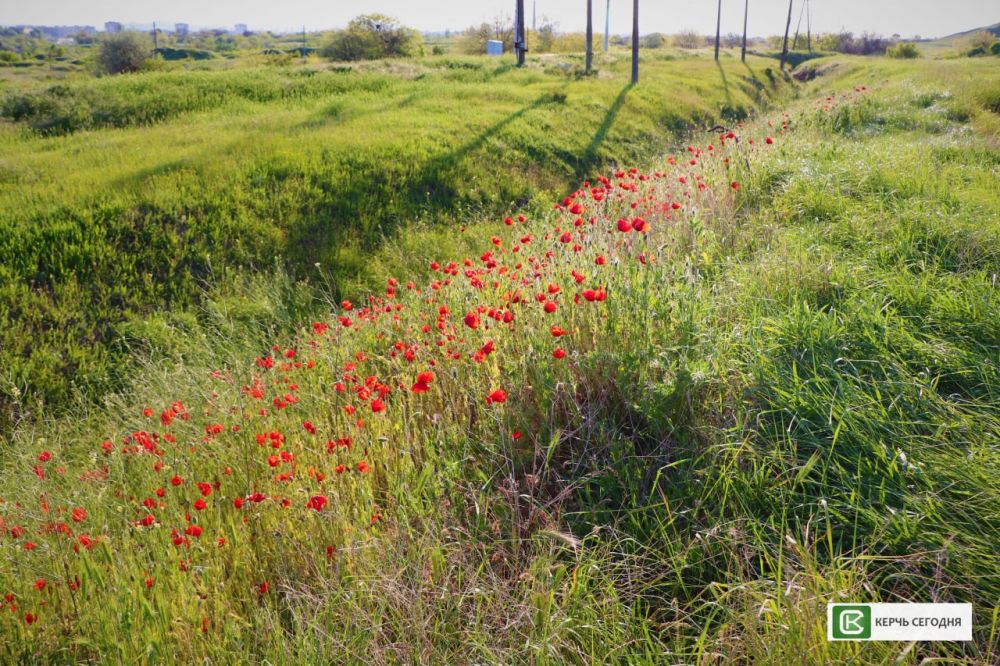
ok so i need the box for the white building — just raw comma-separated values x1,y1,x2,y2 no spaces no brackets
104,21,123,34
175,23,189,37
234,23,248,34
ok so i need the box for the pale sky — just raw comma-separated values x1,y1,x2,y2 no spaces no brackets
1,1,997,40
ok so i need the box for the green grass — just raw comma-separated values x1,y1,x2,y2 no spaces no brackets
0,51,787,428
1,53,999,663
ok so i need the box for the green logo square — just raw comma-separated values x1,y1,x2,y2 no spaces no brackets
831,605,871,639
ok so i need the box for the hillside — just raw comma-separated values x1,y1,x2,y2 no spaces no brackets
1,54,999,662
0,52,787,430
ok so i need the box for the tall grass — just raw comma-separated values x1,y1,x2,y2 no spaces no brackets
0,53,787,428
1,58,999,663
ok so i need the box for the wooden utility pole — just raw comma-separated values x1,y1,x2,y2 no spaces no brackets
586,0,593,72
631,0,638,84
714,0,722,60
741,0,749,62
516,0,526,65
152,21,158,51
780,0,793,70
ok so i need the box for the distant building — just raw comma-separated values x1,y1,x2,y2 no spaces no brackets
104,21,123,34
234,23,248,35
486,40,504,56
175,23,189,37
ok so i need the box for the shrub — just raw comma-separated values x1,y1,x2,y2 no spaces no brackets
886,42,920,59
321,14,421,61
673,30,707,49
97,32,150,74
641,33,666,49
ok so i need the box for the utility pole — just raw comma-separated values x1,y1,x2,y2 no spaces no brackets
516,0,526,65
604,0,610,52
780,0,793,70
792,0,805,50
806,0,812,52
741,0,749,62
631,0,638,84
152,21,158,51
302,25,307,57
586,0,593,72
714,0,722,60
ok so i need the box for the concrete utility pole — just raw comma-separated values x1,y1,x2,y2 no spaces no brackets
741,0,749,62
586,0,593,72
806,0,812,52
631,0,638,84
714,0,722,60
604,0,610,52
792,0,805,50
780,0,793,70
516,0,526,65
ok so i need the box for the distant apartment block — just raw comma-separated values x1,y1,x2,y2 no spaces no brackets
104,21,123,33
234,24,248,34
175,23,189,37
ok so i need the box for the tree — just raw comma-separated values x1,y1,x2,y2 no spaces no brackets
714,0,722,60
631,0,639,84
97,33,149,75
321,14,421,62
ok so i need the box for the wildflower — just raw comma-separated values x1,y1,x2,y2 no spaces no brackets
411,371,434,394
486,389,508,405
463,312,480,329
553,348,566,359
308,495,328,512
71,508,86,523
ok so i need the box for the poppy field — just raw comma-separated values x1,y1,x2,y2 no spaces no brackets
2,54,1000,663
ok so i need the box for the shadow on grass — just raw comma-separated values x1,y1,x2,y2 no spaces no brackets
574,84,632,181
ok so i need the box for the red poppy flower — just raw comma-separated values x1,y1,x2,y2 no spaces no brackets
71,508,86,523
463,312,480,329
371,399,386,413
193,499,207,511
411,370,434,393
550,326,567,337
553,348,566,359
308,495,328,512
486,389,508,405
543,301,557,314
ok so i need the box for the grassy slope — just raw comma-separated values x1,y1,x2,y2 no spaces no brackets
0,52,785,426
1,55,999,663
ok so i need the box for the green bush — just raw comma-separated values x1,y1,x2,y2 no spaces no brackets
886,42,920,59
97,32,150,74
320,14,422,61
154,46,215,61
